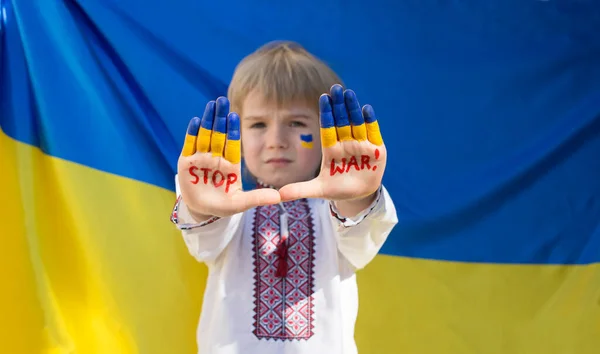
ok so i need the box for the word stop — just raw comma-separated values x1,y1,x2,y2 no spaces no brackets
189,166,237,192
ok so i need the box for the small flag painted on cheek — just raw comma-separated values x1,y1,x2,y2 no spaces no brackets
300,134,313,149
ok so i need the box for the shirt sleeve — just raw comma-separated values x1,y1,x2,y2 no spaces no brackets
170,175,243,265
328,185,398,270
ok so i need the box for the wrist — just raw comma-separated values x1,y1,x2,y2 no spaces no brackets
333,187,379,218
188,208,214,223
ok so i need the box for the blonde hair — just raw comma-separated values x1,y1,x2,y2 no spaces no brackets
227,41,343,115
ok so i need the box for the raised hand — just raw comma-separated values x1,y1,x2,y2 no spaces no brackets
178,97,280,218
278,84,386,202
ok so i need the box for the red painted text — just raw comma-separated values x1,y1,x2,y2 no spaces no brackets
189,166,237,192
330,149,380,176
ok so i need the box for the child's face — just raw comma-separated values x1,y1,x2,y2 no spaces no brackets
241,90,323,189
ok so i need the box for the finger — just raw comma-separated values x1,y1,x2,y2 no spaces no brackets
363,104,383,146
182,117,200,156
211,96,229,156
278,180,324,202
224,112,241,164
197,101,215,153
231,188,281,213
330,84,352,142
319,94,337,148
343,89,367,141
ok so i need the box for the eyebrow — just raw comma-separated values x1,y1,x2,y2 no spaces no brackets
243,115,265,121
243,113,313,121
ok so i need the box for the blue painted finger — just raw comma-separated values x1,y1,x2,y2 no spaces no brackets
331,84,351,141
187,116,201,136
344,90,367,141
319,94,335,128
200,101,216,130
211,96,229,155
182,117,201,156
227,112,240,140
197,101,215,153
214,96,229,134
224,112,241,163
319,94,337,147
362,104,377,123
343,89,364,126
330,84,349,127
362,104,383,145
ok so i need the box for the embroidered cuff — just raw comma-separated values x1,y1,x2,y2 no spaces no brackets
329,186,383,228
170,195,221,230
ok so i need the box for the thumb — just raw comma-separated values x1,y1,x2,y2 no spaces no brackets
230,188,281,213
278,179,324,202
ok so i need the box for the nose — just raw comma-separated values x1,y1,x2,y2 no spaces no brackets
265,124,288,149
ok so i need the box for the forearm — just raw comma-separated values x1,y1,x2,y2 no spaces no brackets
331,185,398,270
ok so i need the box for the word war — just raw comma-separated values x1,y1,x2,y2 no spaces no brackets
330,149,380,176
189,166,237,192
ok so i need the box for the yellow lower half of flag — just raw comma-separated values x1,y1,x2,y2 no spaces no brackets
1,128,599,353
0,129,205,354
356,256,600,354
301,141,314,149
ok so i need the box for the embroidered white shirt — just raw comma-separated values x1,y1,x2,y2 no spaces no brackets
172,178,398,354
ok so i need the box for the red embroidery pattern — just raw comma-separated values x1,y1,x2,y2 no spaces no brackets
252,199,315,341
170,195,220,230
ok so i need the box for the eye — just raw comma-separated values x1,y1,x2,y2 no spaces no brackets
290,121,307,128
250,122,266,129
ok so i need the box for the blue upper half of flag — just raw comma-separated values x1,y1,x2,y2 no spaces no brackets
2,0,600,264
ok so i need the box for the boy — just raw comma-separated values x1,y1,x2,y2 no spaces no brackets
171,41,398,353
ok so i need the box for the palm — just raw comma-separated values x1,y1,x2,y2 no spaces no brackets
316,140,386,200
178,153,241,215
178,97,280,217
279,85,386,202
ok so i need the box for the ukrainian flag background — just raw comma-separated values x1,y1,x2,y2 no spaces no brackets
1,0,599,353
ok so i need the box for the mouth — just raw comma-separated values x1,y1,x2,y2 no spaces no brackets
266,158,292,165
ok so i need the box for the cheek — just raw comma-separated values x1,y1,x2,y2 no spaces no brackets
241,139,260,166
297,142,322,168
296,128,322,164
